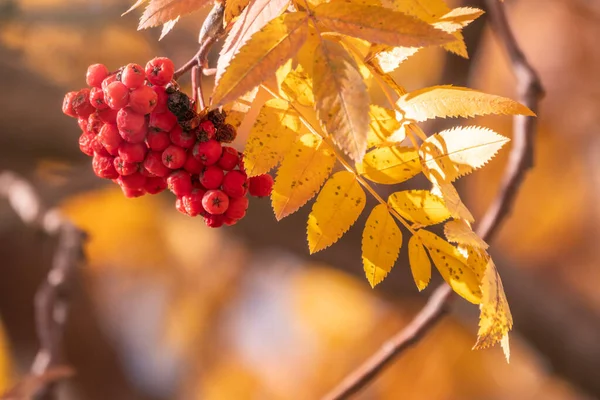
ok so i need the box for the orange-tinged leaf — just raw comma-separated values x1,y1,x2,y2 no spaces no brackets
123,0,148,16
217,0,290,87
212,12,309,106
420,126,510,184
416,230,482,304
272,133,336,220
367,105,402,147
356,146,421,184
244,98,300,176
397,85,535,122
138,0,211,29
281,64,314,106
431,182,474,222
307,171,366,254
224,0,251,24
474,256,513,362
372,46,420,73
313,39,369,161
159,17,180,40
388,190,451,226
314,2,454,48
408,235,431,291
435,7,485,30
444,219,488,249
362,204,402,287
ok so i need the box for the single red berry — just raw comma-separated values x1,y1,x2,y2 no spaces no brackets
120,186,146,198
175,197,191,216
162,145,186,169
72,88,95,118
117,107,146,134
152,86,169,113
89,87,108,110
192,139,222,166
225,195,249,220
145,130,170,151
222,170,248,198
204,214,225,228
223,216,240,226
113,157,138,176
91,137,110,157
92,154,118,179
87,113,103,135
248,174,274,197
97,107,118,124
198,120,216,139
199,165,224,190
167,170,192,196
139,166,157,178
118,172,147,190
118,142,147,163
169,125,195,148
143,151,171,177
144,177,167,194
77,117,88,132
149,111,177,132
182,189,207,217
101,73,119,92
121,63,146,89
183,151,203,174
98,123,123,155
129,85,157,115
202,190,229,215
86,64,109,88
120,121,148,144
218,146,239,171
145,57,175,86
193,180,207,190
105,81,129,110
63,91,79,118
79,131,95,156
237,153,245,172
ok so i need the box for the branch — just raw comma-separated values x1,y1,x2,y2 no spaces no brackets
322,1,545,399
0,172,85,400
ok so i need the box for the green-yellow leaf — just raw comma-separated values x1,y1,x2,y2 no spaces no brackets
362,204,402,287
272,133,336,220
397,85,536,122
307,171,366,254
138,0,211,29
388,190,451,226
357,146,421,184
420,126,510,184
313,39,370,161
281,65,314,107
244,98,300,176
314,2,454,47
474,256,513,362
408,235,431,291
416,230,482,303
444,219,488,249
367,105,402,147
212,12,309,106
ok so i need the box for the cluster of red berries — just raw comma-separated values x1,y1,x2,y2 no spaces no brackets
62,57,273,228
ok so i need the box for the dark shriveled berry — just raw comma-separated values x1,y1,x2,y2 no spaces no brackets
215,123,237,143
206,109,226,127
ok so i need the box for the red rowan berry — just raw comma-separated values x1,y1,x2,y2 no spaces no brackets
145,130,170,151
183,151,203,175
97,107,118,124
167,170,192,196
149,111,177,132
192,139,221,165
145,57,175,86
169,125,195,148
143,151,171,177
79,131,95,156
162,145,186,169
101,74,118,92
199,165,224,190
118,171,146,190
204,214,224,228
152,86,169,113
92,154,118,179
86,64,109,88
91,137,110,157
105,81,129,110
225,195,248,220
121,63,146,89
144,177,167,194
222,170,248,198
118,142,147,163
199,120,216,139
223,217,239,226
182,189,207,217
202,190,229,215
129,85,157,115
77,117,88,132
113,157,138,176
98,123,122,152
121,186,146,198
89,87,108,110
175,196,190,216
87,113,103,135
248,174,273,197
218,146,239,171
73,88,95,118
117,107,145,134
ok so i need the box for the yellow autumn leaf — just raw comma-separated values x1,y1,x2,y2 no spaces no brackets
243,98,300,176
212,12,309,106
314,2,454,48
430,182,474,222
362,204,402,287
281,65,314,106
444,219,488,249
224,0,251,25
372,46,420,73
474,256,513,362
397,85,536,122
307,171,366,254
138,0,212,29
408,234,431,291
272,133,336,220
420,126,510,184
367,105,402,147
356,146,421,184
388,190,451,226
313,39,370,161
416,230,482,304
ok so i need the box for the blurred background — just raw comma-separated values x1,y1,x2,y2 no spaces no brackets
1,0,599,398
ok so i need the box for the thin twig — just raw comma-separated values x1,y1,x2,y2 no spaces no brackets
322,1,544,398
0,172,85,399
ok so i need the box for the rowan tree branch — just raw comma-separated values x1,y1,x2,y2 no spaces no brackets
322,1,545,399
0,172,85,400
